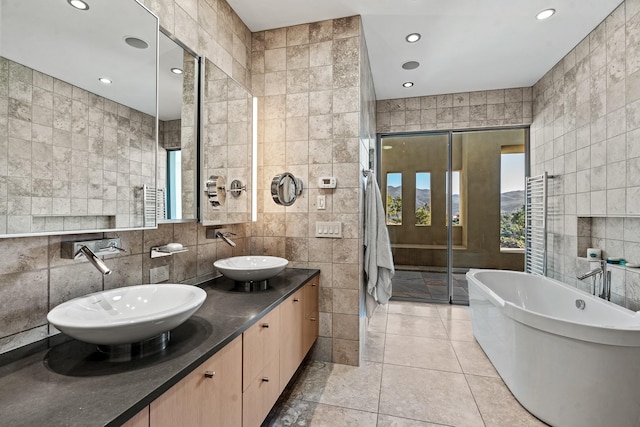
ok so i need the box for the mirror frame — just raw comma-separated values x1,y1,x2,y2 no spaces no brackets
271,172,304,207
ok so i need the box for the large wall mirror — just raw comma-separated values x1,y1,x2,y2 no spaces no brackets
0,0,158,236
201,58,253,225
157,31,199,223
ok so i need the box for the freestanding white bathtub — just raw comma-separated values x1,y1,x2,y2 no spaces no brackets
467,269,640,427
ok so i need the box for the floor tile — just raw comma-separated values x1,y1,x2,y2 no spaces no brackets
368,308,388,334
271,297,544,427
290,361,383,413
364,331,385,363
384,334,461,373
377,414,451,426
466,375,548,427
388,301,440,318
437,305,471,321
265,399,378,426
379,364,484,426
386,314,448,339
442,318,475,342
450,340,499,378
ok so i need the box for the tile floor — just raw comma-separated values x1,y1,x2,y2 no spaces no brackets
264,300,547,427
392,270,470,303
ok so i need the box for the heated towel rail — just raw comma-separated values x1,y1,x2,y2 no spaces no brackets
525,173,547,275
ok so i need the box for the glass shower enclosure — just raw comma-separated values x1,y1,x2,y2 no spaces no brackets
379,128,528,305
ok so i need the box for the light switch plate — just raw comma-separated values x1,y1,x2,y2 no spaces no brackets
315,221,342,238
317,195,326,210
150,265,170,283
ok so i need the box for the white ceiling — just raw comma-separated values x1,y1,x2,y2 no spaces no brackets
227,0,624,100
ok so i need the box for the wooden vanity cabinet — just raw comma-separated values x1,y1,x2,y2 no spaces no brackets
149,335,242,427
122,275,319,427
242,307,281,427
302,276,319,355
278,286,305,392
279,276,320,393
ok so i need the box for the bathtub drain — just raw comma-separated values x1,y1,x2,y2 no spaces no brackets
575,299,586,310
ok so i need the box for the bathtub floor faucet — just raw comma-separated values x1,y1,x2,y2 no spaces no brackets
577,259,611,301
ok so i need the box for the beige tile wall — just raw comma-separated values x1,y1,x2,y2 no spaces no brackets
376,88,533,134
0,222,249,353
250,16,368,365
531,0,640,308
0,0,253,354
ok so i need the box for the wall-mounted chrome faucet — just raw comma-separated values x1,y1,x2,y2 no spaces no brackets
577,259,611,300
61,238,125,275
215,231,237,247
75,246,112,275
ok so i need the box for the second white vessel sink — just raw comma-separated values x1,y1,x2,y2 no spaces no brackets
214,256,288,282
47,284,207,345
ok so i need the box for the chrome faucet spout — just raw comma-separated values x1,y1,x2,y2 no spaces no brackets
75,245,112,275
577,260,611,300
576,267,602,280
215,231,237,248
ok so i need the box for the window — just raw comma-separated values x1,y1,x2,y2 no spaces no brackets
166,150,182,219
500,152,525,249
448,171,461,226
386,172,402,225
415,172,431,226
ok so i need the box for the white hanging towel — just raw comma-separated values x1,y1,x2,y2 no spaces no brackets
364,171,394,318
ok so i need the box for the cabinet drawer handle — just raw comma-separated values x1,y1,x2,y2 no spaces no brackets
310,317,316,321
262,323,270,328
312,283,317,287
293,298,299,302
262,377,270,382
204,371,216,378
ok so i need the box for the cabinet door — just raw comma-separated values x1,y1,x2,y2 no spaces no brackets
242,356,280,427
278,287,304,392
150,336,242,427
122,407,149,427
303,276,319,317
302,277,319,356
243,306,280,391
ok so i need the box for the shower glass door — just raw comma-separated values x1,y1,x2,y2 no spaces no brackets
380,128,527,305
380,132,450,303
450,129,527,304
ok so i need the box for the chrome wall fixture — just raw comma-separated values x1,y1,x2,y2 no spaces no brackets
205,175,226,208
229,179,246,198
271,172,303,206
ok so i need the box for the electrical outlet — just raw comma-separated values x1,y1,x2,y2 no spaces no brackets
150,265,170,283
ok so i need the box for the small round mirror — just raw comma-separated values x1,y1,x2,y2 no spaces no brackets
205,175,226,207
271,172,303,206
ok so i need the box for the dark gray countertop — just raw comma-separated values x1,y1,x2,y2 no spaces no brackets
0,268,320,427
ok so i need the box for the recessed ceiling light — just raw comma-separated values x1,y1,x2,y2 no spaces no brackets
124,36,149,49
536,9,555,20
402,61,420,70
406,33,421,43
98,77,112,84
403,82,414,88
171,68,184,75
68,0,89,10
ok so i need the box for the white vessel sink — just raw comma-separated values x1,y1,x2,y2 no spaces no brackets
47,284,207,345
214,256,288,282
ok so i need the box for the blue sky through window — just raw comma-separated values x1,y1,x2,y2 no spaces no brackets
501,153,525,193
